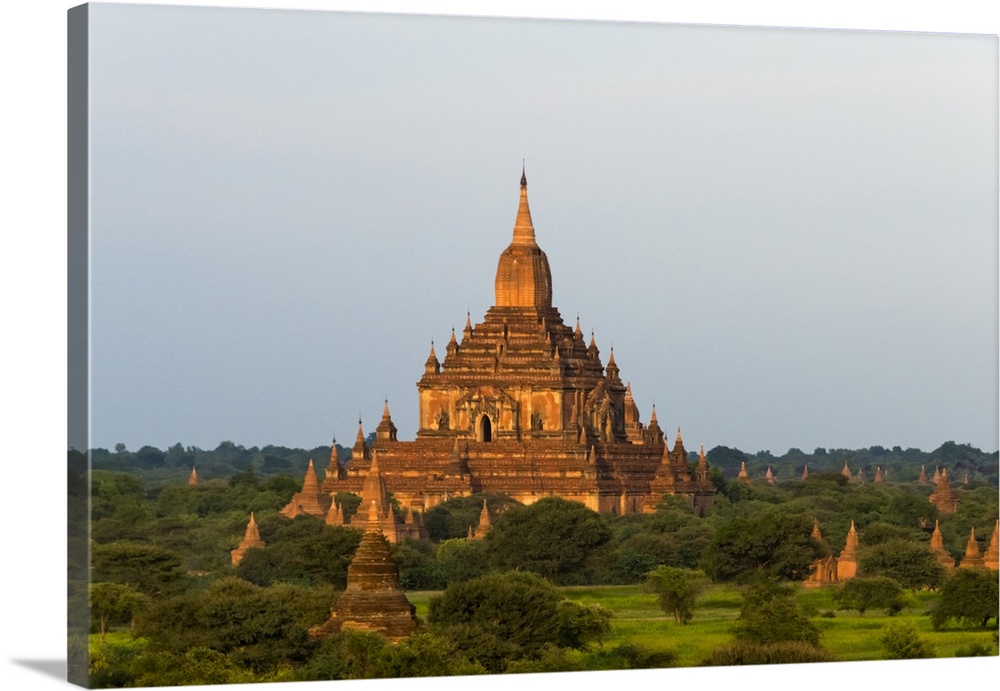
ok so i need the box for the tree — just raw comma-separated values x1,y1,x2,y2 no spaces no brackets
833,576,906,616
645,566,709,624
89,583,147,642
422,493,519,541
701,512,823,582
91,542,186,598
931,568,1000,630
857,539,945,591
730,580,821,647
428,571,608,672
484,497,612,582
880,622,935,659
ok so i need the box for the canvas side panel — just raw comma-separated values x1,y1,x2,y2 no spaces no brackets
67,3,91,687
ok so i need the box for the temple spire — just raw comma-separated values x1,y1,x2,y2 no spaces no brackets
512,166,536,246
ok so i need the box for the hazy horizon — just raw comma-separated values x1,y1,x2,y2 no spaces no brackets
86,5,999,455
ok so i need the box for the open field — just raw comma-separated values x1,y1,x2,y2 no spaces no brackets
410,583,998,667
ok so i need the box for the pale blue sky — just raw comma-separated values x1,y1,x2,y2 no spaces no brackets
86,3,998,454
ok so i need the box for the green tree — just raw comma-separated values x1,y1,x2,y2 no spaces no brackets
880,622,935,659
237,515,361,587
89,583,147,642
484,497,612,582
833,576,906,616
423,493,519,541
91,542,186,598
645,566,709,624
428,571,605,672
730,580,821,647
701,512,823,582
857,539,945,591
931,568,1000,630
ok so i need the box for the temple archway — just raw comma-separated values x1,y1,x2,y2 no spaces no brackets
478,415,493,442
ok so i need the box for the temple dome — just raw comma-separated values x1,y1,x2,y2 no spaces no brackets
494,169,553,309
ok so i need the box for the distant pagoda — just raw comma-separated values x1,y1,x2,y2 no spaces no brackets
231,513,266,566
928,467,958,515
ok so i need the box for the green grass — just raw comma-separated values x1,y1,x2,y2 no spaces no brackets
407,582,998,667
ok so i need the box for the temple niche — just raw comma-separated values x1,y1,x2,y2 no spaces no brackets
323,171,716,517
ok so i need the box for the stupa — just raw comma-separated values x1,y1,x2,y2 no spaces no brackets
231,513,266,566
309,501,418,641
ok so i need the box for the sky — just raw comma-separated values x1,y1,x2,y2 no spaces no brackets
3,3,999,691
82,2,999,455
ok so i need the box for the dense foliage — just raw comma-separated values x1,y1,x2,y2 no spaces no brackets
79,440,998,685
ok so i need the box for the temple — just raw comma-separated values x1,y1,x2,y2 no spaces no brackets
929,467,959,514
323,171,715,516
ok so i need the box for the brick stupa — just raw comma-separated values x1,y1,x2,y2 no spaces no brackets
929,520,955,571
309,501,418,642
281,458,330,519
958,527,984,569
929,467,958,515
470,499,492,540
737,461,751,486
231,513,266,566
836,520,860,580
804,520,838,587
983,520,999,571
188,466,199,486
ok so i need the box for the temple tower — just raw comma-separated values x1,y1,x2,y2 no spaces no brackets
231,513,266,566
188,466,198,486
280,459,330,518
929,467,958,515
983,520,999,571
873,466,884,483
737,461,751,486
841,461,851,479
309,501,418,641
929,520,955,570
837,520,859,580
471,499,492,540
959,527,984,569
765,466,775,485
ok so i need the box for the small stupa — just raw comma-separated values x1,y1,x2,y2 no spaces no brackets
231,513,266,566
309,501,418,641
801,464,809,481
737,461,751,486
841,461,852,479
836,520,859,580
983,520,999,571
958,527,984,569
873,466,884,483
280,458,329,518
188,466,199,486
470,499,492,540
917,465,927,484
929,520,955,570
764,466,775,485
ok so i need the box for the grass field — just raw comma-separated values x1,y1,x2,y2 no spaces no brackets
409,582,998,667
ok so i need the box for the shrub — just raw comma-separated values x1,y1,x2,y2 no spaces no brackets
880,622,935,660
702,641,833,666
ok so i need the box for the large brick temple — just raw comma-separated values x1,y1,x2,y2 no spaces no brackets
322,170,715,516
